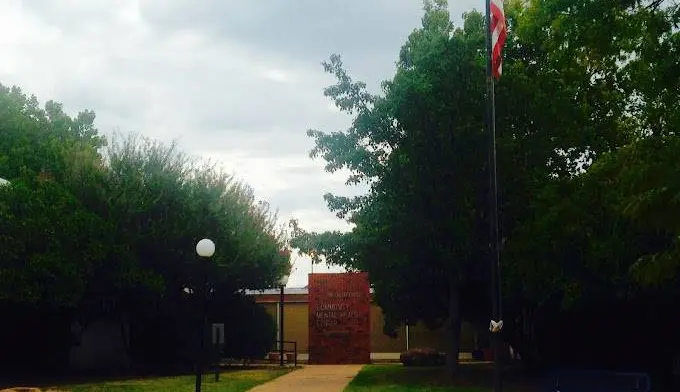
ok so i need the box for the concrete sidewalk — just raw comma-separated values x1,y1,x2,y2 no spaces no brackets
247,365,363,392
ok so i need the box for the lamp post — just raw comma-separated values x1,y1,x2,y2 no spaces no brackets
278,273,289,367
195,238,215,392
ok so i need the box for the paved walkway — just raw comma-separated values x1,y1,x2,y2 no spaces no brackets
248,365,363,392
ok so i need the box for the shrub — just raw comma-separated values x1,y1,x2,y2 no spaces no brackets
399,348,446,367
220,296,276,361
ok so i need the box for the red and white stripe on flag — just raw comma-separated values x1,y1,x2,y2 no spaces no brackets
490,0,507,79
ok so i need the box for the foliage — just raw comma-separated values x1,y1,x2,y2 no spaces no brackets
502,0,680,302
293,0,594,368
0,85,119,309
497,0,680,377
294,0,680,379
220,296,277,361
0,82,291,373
100,133,289,307
0,85,105,184
293,0,487,337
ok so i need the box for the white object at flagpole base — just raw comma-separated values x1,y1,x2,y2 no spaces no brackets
489,320,504,333
279,274,289,287
196,238,215,257
0,178,9,187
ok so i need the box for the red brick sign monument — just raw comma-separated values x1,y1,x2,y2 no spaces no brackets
308,272,370,364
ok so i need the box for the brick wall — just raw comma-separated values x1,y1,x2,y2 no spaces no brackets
308,272,371,364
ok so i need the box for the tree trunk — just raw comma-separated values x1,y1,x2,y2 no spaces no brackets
446,277,462,377
118,313,132,370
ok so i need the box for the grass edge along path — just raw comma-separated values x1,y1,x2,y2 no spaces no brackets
55,368,294,392
344,364,535,392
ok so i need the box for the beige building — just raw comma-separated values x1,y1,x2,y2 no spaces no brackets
246,287,477,355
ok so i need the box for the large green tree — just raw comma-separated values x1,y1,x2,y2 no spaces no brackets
292,0,680,376
294,1,509,373
0,83,291,372
499,0,680,379
0,84,115,308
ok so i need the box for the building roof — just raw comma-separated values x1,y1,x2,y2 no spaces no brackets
244,287,375,295
244,287,309,295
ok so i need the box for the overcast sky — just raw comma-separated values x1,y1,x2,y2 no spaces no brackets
0,0,479,288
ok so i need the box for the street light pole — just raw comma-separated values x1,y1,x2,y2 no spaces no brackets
279,284,285,367
195,238,215,392
196,274,206,392
278,273,289,367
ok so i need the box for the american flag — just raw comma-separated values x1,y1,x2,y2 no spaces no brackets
490,0,507,79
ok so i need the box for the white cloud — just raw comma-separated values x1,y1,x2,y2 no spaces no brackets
288,251,346,289
257,66,297,84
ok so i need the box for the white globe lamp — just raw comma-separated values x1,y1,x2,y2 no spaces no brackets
279,274,289,287
195,238,215,258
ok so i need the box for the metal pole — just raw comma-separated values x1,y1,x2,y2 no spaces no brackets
279,285,285,366
214,325,220,382
485,0,503,391
406,324,410,351
195,270,206,392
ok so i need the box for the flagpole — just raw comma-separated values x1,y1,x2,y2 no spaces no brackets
485,0,503,391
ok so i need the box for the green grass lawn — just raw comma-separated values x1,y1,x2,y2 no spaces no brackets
54,368,292,392
344,364,537,392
